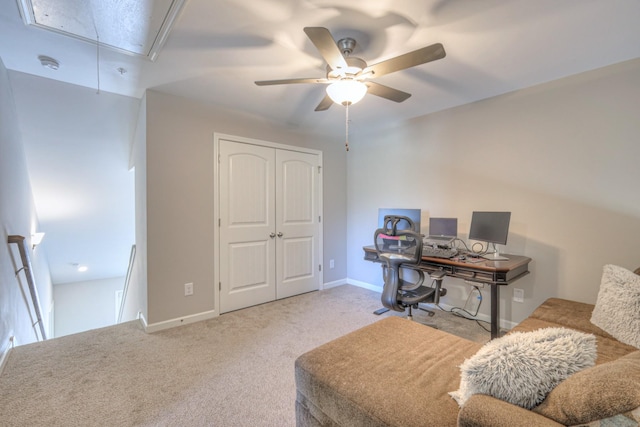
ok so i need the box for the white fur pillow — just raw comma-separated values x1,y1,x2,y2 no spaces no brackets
591,264,640,349
450,327,597,409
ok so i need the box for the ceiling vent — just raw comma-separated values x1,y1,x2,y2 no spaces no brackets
16,0,186,61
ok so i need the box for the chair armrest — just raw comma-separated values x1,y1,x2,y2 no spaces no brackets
457,395,563,427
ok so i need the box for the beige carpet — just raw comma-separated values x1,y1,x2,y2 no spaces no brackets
0,285,490,427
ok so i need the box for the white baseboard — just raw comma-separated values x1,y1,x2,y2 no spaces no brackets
143,309,219,333
322,278,348,290
0,336,15,375
137,311,148,330
134,280,517,334
346,278,382,293
0,347,11,376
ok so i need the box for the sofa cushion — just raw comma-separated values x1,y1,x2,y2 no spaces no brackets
532,351,640,425
527,298,615,338
513,316,637,365
458,395,564,427
591,264,640,349
295,316,482,427
450,327,596,409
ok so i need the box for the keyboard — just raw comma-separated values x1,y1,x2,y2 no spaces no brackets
422,246,458,259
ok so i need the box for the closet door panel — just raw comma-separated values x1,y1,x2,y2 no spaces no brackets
275,150,320,299
219,140,276,313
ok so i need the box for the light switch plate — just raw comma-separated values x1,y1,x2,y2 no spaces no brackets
184,282,194,296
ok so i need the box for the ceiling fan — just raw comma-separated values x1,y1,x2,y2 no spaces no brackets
255,27,446,111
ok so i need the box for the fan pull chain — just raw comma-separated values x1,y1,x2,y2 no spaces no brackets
91,11,101,94
345,102,350,152
96,33,101,94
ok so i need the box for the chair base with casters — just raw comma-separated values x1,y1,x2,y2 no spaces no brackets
413,270,447,319
391,269,447,320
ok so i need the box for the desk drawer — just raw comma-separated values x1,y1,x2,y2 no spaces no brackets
421,262,453,275
455,268,495,282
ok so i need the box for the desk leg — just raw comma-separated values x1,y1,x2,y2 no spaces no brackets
490,284,500,339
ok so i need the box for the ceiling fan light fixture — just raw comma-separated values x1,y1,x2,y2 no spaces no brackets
326,80,367,106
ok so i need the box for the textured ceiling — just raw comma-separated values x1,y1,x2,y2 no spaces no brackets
20,0,184,59
4,0,640,134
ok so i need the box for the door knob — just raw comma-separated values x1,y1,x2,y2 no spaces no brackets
277,232,283,237
269,232,276,238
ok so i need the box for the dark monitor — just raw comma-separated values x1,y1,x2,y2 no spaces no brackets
429,217,457,238
377,208,421,233
469,211,511,245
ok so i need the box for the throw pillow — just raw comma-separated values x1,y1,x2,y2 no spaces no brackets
590,264,640,348
532,351,640,425
449,327,597,409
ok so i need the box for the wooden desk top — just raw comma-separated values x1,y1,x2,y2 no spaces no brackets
363,245,532,285
422,253,531,272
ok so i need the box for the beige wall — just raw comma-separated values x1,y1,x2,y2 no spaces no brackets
53,276,124,337
347,58,640,327
144,91,347,325
0,58,53,357
144,59,639,330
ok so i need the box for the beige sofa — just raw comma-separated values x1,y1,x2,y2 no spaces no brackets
295,270,640,426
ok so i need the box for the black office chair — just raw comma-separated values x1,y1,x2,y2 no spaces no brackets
374,215,447,321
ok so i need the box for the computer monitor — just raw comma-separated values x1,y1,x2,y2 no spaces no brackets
428,218,458,238
469,211,511,260
377,208,421,234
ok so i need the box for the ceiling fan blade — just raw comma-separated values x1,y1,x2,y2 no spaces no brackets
304,27,348,71
365,82,411,103
314,94,334,111
362,43,446,78
255,77,328,86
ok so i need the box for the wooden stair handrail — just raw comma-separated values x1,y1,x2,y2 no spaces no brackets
8,235,47,340
117,244,136,323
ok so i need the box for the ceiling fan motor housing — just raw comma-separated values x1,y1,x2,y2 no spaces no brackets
337,37,356,56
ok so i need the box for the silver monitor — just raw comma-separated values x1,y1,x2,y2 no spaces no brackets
469,211,511,260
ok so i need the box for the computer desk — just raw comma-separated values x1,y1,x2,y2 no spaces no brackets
363,246,532,339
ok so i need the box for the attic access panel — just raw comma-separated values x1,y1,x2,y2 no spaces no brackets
17,0,185,60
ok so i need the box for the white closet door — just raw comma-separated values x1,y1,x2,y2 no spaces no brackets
275,149,320,299
219,140,276,313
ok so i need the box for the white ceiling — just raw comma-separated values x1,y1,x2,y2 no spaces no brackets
1,0,639,284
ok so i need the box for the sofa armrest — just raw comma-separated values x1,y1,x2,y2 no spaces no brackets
457,395,564,427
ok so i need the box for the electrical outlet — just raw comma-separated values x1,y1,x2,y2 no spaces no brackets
329,259,335,269
513,288,524,303
184,282,194,296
